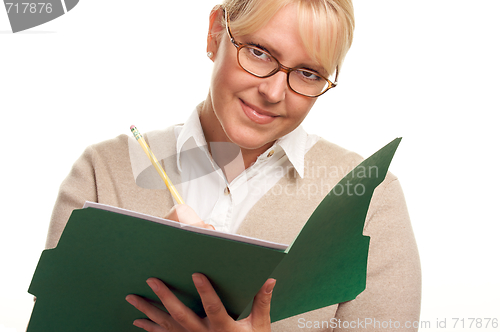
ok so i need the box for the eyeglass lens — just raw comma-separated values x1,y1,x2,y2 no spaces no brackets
238,45,329,97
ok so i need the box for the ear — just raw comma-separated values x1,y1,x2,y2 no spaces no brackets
207,5,225,61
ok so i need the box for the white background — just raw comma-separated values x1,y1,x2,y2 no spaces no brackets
1,0,499,331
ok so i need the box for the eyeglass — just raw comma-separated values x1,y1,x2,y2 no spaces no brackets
224,10,338,98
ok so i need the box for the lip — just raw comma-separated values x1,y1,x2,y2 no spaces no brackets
240,99,279,125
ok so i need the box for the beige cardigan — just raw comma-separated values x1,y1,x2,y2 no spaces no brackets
46,127,421,331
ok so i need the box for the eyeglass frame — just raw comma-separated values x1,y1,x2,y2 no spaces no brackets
223,9,339,98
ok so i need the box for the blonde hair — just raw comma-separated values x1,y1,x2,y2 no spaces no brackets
220,0,354,76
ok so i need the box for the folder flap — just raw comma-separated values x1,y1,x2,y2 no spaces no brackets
269,138,401,322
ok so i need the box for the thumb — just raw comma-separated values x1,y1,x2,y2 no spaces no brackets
250,278,276,329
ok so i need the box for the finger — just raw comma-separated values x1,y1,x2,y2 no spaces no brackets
165,205,203,226
126,294,181,331
249,278,276,329
133,319,170,332
176,205,203,225
192,221,216,230
166,205,215,230
192,273,232,328
164,205,180,222
146,278,206,331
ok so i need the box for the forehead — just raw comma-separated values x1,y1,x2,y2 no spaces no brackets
228,1,337,75
237,4,324,71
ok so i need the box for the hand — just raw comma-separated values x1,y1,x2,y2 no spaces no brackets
165,204,215,230
126,274,276,332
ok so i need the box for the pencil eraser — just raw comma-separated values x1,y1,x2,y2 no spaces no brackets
130,125,136,130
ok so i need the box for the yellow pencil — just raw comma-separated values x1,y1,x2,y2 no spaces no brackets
130,125,184,205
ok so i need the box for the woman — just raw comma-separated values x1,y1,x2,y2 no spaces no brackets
45,0,421,331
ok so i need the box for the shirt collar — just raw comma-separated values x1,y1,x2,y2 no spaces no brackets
274,125,308,178
176,104,208,172
176,103,309,178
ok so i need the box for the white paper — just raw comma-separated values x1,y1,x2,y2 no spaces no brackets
82,201,288,251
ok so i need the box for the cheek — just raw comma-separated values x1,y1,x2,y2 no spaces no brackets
288,98,316,123
211,64,239,108
210,44,244,91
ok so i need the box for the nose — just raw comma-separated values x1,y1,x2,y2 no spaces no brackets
258,71,288,103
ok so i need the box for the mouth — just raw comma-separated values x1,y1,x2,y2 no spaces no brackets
240,99,279,125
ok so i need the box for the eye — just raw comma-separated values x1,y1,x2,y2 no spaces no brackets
249,47,272,61
296,69,321,81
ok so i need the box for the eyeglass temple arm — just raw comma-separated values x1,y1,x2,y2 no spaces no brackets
224,9,237,46
331,66,339,87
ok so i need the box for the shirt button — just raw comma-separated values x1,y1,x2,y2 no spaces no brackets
267,150,275,158
224,186,230,195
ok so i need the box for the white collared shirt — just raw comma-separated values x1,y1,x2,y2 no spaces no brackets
174,105,319,233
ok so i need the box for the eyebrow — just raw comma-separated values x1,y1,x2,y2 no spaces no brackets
241,35,283,58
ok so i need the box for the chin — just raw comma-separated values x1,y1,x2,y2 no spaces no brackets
224,127,274,151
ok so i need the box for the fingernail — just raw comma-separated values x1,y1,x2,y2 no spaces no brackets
265,279,276,294
125,295,137,306
133,320,144,328
147,279,159,292
192,273,203,287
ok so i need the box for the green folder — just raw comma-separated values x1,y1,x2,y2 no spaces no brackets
27,138,401,331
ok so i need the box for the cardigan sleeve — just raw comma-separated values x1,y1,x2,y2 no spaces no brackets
45,146,98,249
333,178,421,331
